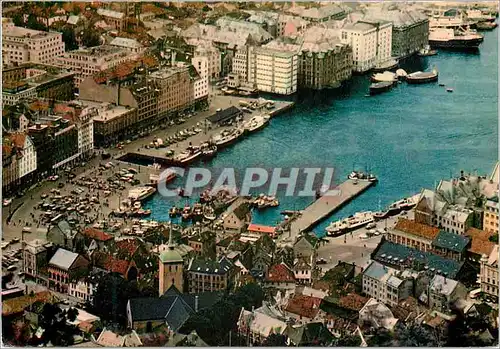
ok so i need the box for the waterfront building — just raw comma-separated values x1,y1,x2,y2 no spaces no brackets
56,45,136,88
191,55,209,104
293,233,318,260
265,26,353,89
364,7,429,58
97,8,126,31
388,218,439,252
479,245,499,298
483,196,499,234
222,202,252,233
338,20,393,73
23,239,49,279
48,248,89,293
186,257,235,293
110,37,145,54
215,17,274,45
252,47,298,95
193,43,222,81
362,261,413,307
2,64,75,106
2,20,65,68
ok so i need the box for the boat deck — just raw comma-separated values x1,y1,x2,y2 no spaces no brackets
285,179,375,243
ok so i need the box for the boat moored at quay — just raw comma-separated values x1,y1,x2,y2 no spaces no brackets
326,211,375,236
429,27,484,49
369,81,393,95
406,68,439,84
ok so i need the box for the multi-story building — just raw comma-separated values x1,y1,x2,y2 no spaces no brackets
238,306,287,345
2,22,65,67
80,101,138,146
68,271,103,303
56,45,136,87
479,245,499,298
339,21,392,73
191,55,209,104
251,47,298,95
483,196,499,234
428,274,467,313
365,8,429,58
27,122,55,180
388,218,439,252
110,37,145,54
48,248,89,293
265,27,353,90
1,132,37,192
362,261,413,307
288,4,347,23
431,230,470,261
277,15,309,37
186,257,235,293
149,65,195,118
23,239,49,278
53,102,96,159
97,9,126,31
2,82,37,107
193,44,221,81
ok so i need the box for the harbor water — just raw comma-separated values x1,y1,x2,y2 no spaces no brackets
144,29,498,237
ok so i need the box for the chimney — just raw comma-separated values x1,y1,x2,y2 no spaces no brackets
195,295,199,312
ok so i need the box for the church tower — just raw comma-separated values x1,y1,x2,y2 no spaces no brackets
159,225,184,296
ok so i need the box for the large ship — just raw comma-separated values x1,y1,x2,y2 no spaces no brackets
429,28,484,49
326,211,374,236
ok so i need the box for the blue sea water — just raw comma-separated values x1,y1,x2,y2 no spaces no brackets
144,29,498,237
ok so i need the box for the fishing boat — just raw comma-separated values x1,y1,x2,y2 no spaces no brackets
348,171,378,182
203,206,216,221
213,128,244,148
181,204,192,222
395,69,408,80
244,115,270,134
417,45,438,57
326,212,374,236
371,71,397,83
369,81,393,95
446,88,454,93
169,206,179,218
202,145,218,159
399,197,417,210
476,21,498,30
406,68,439,84
175,148,202,165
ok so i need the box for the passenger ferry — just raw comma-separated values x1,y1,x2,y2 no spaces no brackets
326,211,374,236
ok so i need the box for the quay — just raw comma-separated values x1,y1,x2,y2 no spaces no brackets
281,179,375,245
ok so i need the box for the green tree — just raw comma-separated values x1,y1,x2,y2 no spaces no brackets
37,303,80,346
12,13,24,26
61,27,78,51
395,324,438,347
80,27,101,48
263,333,287,346
334,334,362,347
26,14,47,31
367,328,394,346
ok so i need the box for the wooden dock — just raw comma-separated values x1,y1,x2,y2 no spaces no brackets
287,179,375,241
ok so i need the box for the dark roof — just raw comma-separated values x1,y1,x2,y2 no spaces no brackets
266,263,295,283
161,285,223,311
372,240,463,279
187,257,233,275
233,202,250,221
285,322,335,346
432,231,470,253
207,106,241,124
295,233,319,248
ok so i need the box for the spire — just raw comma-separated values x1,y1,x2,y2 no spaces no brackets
168,222,175,250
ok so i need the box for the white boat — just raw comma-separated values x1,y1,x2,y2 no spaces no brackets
371,71,397,83
244,115,270,133
128,186,156,201
214,128,244,148
175,149,202,164
326,211,374,236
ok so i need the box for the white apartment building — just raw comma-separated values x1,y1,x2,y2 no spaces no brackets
68,279,97,303
2,23,65,67
56,45,136,87
194,44,221,81
362,261,413,307
339,21,392,73
438,205,473,235
483,197,499,234
232,45,253,83
110,37,144,54
2,84,37,106
480,245,499,298
252,47,298,95
191,55,209,100
18,134,37,179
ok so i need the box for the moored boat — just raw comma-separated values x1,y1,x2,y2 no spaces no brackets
348,171,378,182
128,186,156,201
371,71,397,83
406,68,439,84
417,45,438,57
326,211,374,236
429,27,484,50
369,81,393,95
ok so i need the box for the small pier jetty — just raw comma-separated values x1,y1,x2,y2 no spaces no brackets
285,179,375,243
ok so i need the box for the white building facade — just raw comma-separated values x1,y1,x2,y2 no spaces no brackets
18,134,37,179
191,55,209,100
2,22,65,67
480,245,499,298
252,47,298,95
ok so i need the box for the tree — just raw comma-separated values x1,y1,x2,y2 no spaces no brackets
26,14,47,31
61,27,78,51
12,13,24,26
37,303,80,346
367,328,394,346
11,321,32,346
395,324,438,347
334,334,362,347
263,333,287,346
80,27,101,48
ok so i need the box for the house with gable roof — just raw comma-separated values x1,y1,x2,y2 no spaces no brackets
265,262,296,290
293,233,319,260
48,248,89,293
47,220,84,252
237,305,287,345
223,202,252,233
432,230,470,261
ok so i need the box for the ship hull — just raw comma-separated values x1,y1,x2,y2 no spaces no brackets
406,75,439,84
369,84,392,95
429,37,484,49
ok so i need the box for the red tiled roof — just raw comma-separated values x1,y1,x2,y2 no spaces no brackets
338,293,369,312
93,55,158,84
285,294,322,319
93,252,130,276
247,224,276,235
266,263,295,283
465,228,496,256
9,133,26,149
394,218,439,240
29,100,49,111
83,227,113,242
116,239,140,256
